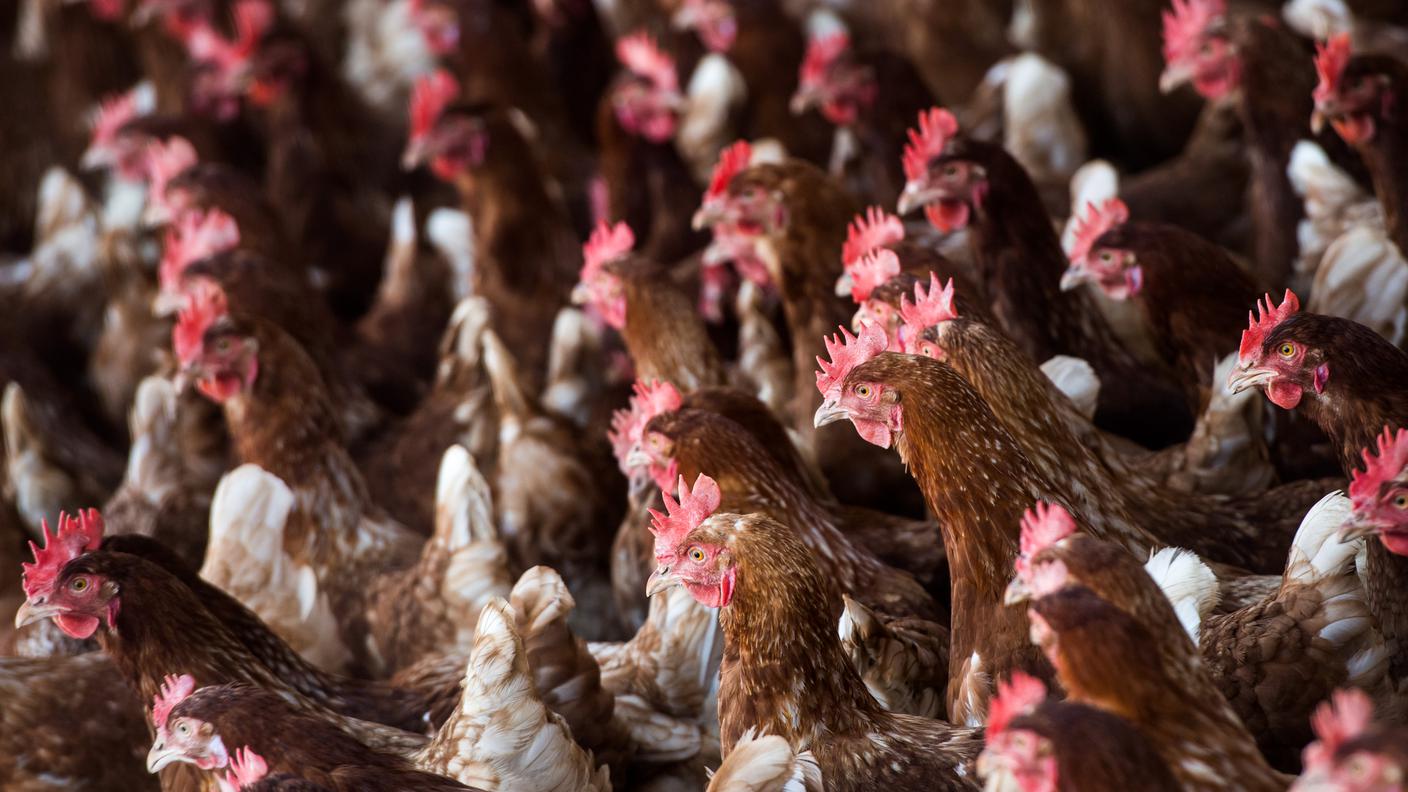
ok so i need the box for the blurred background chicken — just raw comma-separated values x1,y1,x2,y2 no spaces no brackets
2,0,1408,789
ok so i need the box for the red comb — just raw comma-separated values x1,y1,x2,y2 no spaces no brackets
1019,501,1077,561
1309,688,1375,756
987,671,1048,738
815,321,888,398
1313,33,1353,104
225,746,269,789
144,136,198,197
21,509,105,599
898,273,958,347
1349,426,1408,506
160,208,241,292
1067,198,1129,265
90,90,139,149
800,32,850,89
647,473,722,554
842,207,905,268
1161,0,1225,64
184,0,271,70
152,673,196,730
91,0,126,20
849,249,901,303
173,280,230,364
902,107,959,182
616,32,678,94
706,140,752,201
608,379,683,467
581,220,635,282
1028,557,1070,598
1237,289,1300,363
409,69,460,144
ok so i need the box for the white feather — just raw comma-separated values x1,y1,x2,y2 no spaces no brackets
1145,547,1220,644
1040,355,1100,420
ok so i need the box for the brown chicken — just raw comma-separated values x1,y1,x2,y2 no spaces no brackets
646,478,983,790
693,155,924,513
1311,34,1408,257
1060,196,1261,410
790,32,937,206
597,33,710,264
1229,295,1408,689
1010,499,1385,772
1024,570,1288,792
1158,0,1369,290
402,71,580,395
895,108,1194,447
573,220,726,390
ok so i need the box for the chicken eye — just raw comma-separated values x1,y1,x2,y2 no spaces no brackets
1099,251,1113,263
70,577,88,592
215,337,232,353
1394,494,1408,509
1279,343,1296,358
688,547,706,563
855,384,871,398
942,164,959,178
176,722,190,737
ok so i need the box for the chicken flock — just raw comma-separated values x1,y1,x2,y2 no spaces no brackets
2,0,1408,789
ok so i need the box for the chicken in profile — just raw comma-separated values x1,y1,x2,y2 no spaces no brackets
646,473,983,790
145,675,476,790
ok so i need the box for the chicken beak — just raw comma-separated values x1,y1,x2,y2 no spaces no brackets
1336,513,1381,542
1058,266,1088,292
151,289,186,317
14,599,61,629
569,282,592,306
1003,575,1033,606
146,740,185,774
646,564,679,597
813,398,848,429
624,447,653,470
1310,108,1328,135
1225,365,1275,395
692,203,723,231
401,139,428,172
80,145,113,172
142,201,172,229
896,180,937,217
1158,63,1194,94
789,88,817,116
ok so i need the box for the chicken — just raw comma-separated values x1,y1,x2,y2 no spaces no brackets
974,670,1181,791
633,405,950,716
597,33,710,265
402,71,580,395
1022,566,1289,792
1060,197,1260,411
789,30,937,206
645,474,984,790
692,154,924,513
1008,498,1388,772
146,676,476,790
176,292,505,674
573,220,726,390
1310,34,1408,259
1159,0,1369,289
895,108,1195,447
